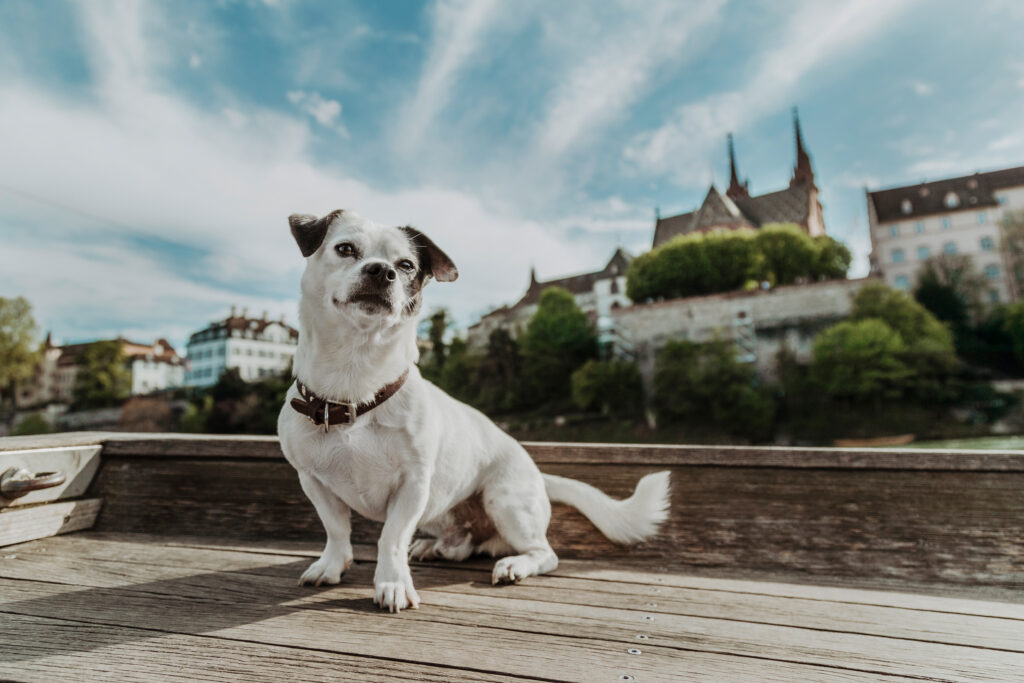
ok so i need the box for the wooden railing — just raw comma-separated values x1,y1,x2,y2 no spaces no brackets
2,432,1023,588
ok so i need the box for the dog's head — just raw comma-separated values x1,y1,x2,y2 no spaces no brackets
289,210,457,329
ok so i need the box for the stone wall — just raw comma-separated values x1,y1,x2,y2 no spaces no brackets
610,277,874,381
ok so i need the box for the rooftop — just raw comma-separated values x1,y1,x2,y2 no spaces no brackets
868,164,1024,222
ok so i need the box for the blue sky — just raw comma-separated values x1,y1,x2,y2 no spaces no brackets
2,0,1023,352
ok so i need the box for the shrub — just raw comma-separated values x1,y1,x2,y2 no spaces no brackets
570,360,644,415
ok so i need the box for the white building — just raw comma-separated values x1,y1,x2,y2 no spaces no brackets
184,308,298,387
867,165,1024,304
466,248,633,352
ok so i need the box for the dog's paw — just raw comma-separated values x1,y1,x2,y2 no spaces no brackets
298,553,352,587
492,555,536,585
373,574,420,612
408,538,438,561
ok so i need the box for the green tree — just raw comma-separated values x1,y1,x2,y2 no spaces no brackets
12,413,52,436
521,288,597,405
653,339,775,441
570,360,644,416
850,282,954,353
754,223,819,286
475,329,523,413
0,297,41,425
810,319,910,401
913,254,984,331
72,340,131,409
427,309,449,369
812,235,852,280
1001,300,1024,366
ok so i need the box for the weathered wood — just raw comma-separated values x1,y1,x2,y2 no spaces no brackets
0,498,102,547
4,537,1019,681
102,433,283,459
88,454,1024,586
0,613,517,683
0,432,108,453
0,445,102,509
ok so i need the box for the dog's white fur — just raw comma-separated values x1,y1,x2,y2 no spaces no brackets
278,210,671,612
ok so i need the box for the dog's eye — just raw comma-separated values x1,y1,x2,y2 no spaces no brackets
335,242,357,257
397,259,415,272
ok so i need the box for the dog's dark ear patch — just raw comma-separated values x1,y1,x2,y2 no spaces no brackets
400,227,458,283
289,211,341,257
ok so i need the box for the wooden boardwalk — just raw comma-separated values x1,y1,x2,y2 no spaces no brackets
2,532,1023,681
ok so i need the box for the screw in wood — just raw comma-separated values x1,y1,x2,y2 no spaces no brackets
627,648,642,655
636,634,649,640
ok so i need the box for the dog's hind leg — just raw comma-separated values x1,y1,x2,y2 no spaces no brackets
483,472,559,585
297,471,354,586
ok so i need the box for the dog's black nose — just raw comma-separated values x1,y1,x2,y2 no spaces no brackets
363,262,397,283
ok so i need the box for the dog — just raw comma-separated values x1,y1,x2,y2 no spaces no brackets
277,209,671,612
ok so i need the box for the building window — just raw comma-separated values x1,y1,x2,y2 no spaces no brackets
891,248,905,263
942,217,951,229
901,199,912,214
218,347,225,356
985,264,1000,279
978,212,987,224
889,225,900,237
998,196,1008,205
917,246,931,260
915,221,924,233
943,241,957,255
944,192,960,209
981,236,994,251
894,276,910,290
989,289,1000,303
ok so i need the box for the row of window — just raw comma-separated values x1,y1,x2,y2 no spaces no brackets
891,237,994,263
188,346,294,361
899,194,1007,215
887,212,990,237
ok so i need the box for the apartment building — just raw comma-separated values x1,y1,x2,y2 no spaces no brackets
866,166,1024,303
184,308,298,387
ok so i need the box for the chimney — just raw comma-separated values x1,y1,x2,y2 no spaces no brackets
262,310,268,321
241,307,249,318
230,305,237,317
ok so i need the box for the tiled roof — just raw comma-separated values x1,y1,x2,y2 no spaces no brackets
515,248,633,308
56,338,183,367
653,182,811,247
190,314,299,343
868,165,1024,222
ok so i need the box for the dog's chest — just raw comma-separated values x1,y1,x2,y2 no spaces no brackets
286,420,412,522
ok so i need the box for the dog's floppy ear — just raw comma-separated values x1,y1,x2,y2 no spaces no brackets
289,211,338,257
400,227,458,283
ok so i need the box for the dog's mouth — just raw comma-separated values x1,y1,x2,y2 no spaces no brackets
346,292,393,312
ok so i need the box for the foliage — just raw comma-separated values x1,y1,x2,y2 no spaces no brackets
119,397,176,432
12,413,52,436
653,339,774,441
437,338,479,405
850,282,954,353
520,288,597,404
0,297,41,415
474,329,524,413
184,368,292,434
913,253,984,334
1001,300,1024,367
626,224,851,301
570,360,644,416
72,341,131,409
809,319,910,400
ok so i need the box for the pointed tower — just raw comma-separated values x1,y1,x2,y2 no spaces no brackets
726,133,749,199
790,107,815,188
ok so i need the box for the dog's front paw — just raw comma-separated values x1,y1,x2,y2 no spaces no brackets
373,572,420,612
298,553,352,587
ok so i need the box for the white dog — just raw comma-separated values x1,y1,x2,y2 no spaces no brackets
277,209,671,612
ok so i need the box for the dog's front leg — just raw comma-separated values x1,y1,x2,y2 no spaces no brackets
374,477,429,612
297,471,354,586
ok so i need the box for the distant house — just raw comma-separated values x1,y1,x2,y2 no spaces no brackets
866,165,1024,303
184,307,298,387
653,110,826,247
16,335,184,408
466,248,633,351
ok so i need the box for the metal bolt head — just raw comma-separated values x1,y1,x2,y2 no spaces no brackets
627,648,642,655
619,676,634,681
642,615,655,622
636,634,649,640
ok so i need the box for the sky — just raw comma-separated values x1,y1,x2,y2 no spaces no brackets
2,0,1024,352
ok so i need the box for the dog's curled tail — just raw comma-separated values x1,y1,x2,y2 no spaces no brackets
542,471,671,544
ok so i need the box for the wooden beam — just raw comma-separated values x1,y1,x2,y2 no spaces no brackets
0,498,102,547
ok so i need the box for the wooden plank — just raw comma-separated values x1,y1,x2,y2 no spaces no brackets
0,573,944,681
3,536,1023,664
0,612,519,683
0,445,102,509
0,498,101,547
524,441,1024,470
0,432,109,453
101,433,283,459
88,455,1024,586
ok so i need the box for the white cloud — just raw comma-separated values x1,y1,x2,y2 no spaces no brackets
286,89,347,135
189,53,202,69
625,0,914,187
911,80,934,96
0,1,611,344
394,0,501,155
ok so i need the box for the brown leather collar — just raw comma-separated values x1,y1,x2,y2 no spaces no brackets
291,370,409,430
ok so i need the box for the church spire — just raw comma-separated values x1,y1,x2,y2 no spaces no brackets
726,132,748,199
790,107,815,188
